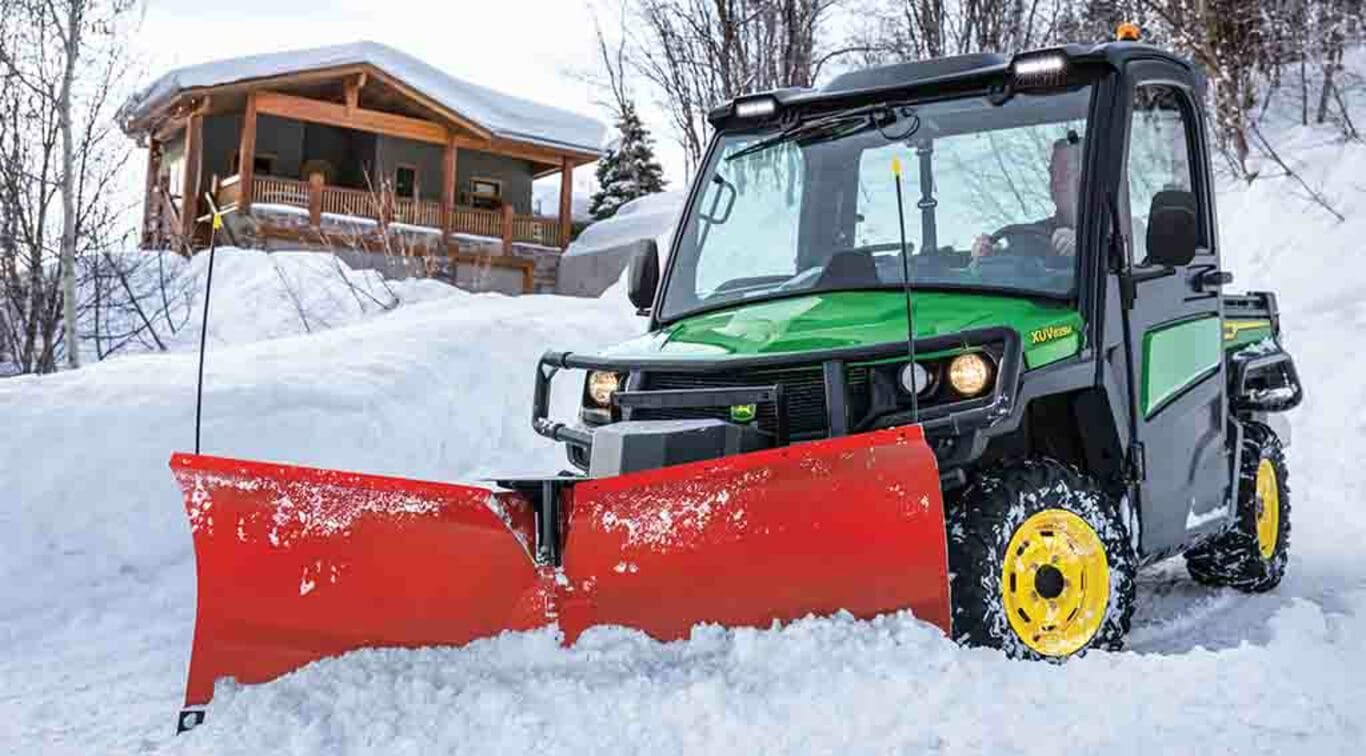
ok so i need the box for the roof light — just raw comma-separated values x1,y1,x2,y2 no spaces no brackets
1116,22,1141,41
1013,55,1067,78
1008,52,1070,91
733,96,778,120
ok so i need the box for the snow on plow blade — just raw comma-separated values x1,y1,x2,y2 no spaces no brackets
170,425,948,713
557,425,950,642
169,454,548,708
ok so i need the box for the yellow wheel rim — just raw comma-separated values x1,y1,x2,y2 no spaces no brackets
1001,509,1110,657
1255,459,1280,560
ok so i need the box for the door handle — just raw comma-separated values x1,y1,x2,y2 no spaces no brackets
1194,269,1232,292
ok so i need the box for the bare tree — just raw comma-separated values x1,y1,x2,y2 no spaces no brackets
852,0,1082,61
0,0,137,374
619,0,862,171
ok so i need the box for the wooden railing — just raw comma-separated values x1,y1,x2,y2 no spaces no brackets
453,206,502,237
393,196,444,228
220,174,562,246
318,183,375,219
512,215,560,246
254,175,311,207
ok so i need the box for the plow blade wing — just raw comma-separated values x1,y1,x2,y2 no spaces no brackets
170,454,547,708
559,425,950,642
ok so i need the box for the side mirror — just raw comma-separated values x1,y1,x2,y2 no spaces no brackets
626,238,660,314
1144,190,1198,267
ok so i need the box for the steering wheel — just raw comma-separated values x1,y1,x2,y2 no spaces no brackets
988,224,1055,258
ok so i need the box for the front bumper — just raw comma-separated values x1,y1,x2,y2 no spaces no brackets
532,327,1023,473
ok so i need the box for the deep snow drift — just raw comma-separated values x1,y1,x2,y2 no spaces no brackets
6,117,1366,754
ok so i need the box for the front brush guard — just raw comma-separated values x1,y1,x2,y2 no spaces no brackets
533,326,1023,469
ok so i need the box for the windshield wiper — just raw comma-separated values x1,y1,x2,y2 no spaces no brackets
725,102,919,162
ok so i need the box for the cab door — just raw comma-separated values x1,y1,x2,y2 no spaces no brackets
1120,68,1231,557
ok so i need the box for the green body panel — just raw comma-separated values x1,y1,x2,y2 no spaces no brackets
1223,318,1274,351
1141,315,1222,417
608,291,1084,369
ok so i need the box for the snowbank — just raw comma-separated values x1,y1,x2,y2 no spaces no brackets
82,248,458,360
563,191,685,259
164,600,1366,755
557,191,684,297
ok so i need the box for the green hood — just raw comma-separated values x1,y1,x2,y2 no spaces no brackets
607,290,1083,369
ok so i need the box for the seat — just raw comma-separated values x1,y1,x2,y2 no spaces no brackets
815,250,878,288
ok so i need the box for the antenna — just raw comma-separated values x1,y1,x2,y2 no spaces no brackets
193,194,236,455
891,156,918,421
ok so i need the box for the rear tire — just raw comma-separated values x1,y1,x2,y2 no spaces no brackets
947,458,1137,658
1184,422,1289,592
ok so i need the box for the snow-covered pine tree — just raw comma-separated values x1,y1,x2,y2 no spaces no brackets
589,101,666,221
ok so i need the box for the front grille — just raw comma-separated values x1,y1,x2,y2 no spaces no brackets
635,364,870,439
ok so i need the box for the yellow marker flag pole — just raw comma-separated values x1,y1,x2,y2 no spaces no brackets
194,207,220,455
892,156,918,420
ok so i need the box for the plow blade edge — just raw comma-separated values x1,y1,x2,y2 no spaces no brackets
171,425,948,710
170,454,547,708
559,424,950,641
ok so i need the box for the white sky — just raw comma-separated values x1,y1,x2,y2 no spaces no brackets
129,0,691,207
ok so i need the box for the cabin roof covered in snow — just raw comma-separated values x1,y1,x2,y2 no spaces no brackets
119,41,606,156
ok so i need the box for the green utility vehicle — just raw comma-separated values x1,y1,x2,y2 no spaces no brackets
532,41,1304,657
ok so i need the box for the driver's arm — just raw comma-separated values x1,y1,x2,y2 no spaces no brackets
970,233,994,259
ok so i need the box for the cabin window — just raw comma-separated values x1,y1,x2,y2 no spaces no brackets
468,177,502,209
395,165,419,199
230,152,275,176
470,177,501,198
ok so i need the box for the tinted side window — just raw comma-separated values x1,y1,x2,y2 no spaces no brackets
1127,85,1197,262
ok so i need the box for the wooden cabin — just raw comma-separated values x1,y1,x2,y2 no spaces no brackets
119,42,604,292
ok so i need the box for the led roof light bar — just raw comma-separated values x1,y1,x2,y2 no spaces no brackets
733,96,778,119
1013,55,1067,78
1009,51,1070,90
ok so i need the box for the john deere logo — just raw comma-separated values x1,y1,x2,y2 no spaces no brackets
1029,324,1075,345
730,404,757,423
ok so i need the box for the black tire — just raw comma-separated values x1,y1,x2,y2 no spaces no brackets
1184,422,1289,592
947,458,1138,658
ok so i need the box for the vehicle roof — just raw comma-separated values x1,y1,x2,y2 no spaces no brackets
709,42,1198,125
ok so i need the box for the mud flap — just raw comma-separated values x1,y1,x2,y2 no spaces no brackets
170,454,548,708
558,425,950,641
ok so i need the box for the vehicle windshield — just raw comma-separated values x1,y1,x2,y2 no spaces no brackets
659,86,1094,322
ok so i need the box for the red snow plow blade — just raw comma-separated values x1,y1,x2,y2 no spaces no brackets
171,425,948,713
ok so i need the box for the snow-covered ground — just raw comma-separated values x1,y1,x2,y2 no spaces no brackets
6,113,1366,753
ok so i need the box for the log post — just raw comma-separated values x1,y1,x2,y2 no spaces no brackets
379,186,393,229
308,172,324,227
344,72,366,116
180,111,204,245
142,138,162,248
558,156,573,248
238,92,258,213
500,202,514,254
441,135,457,239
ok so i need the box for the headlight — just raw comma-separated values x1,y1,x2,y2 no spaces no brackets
898,361,932,396
948,353,993,397
586,371,622,407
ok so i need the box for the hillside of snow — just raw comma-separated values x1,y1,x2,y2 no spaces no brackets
5,109,1366,752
